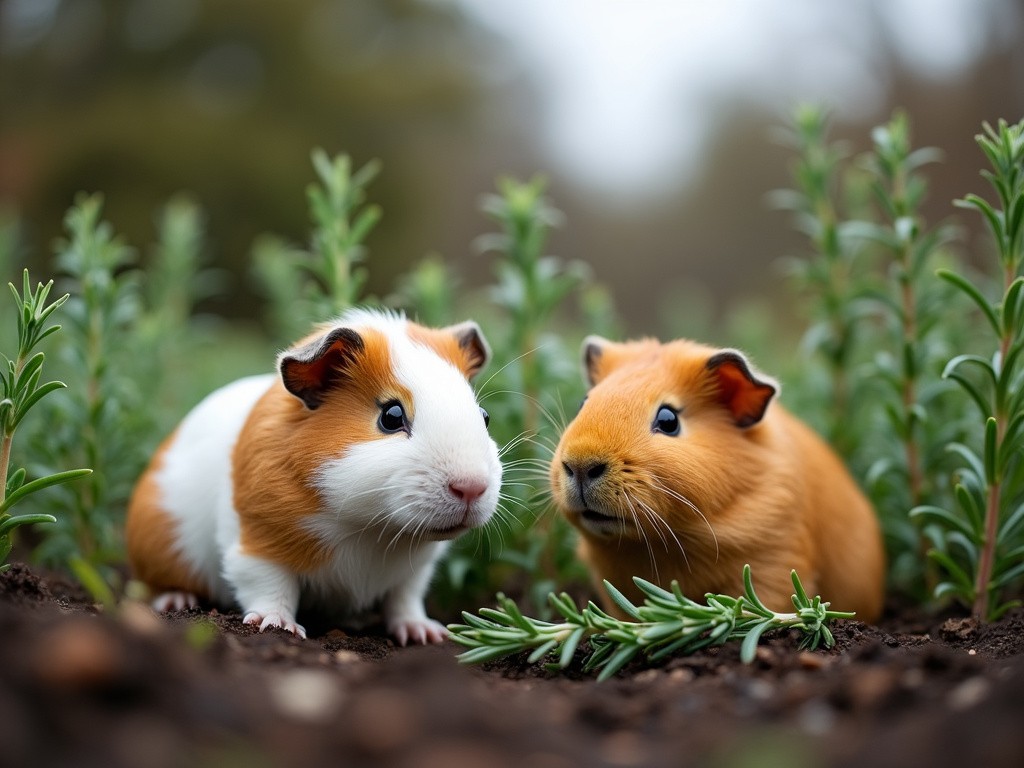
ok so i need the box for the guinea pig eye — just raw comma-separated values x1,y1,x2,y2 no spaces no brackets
479,407,490,427
378,401,408,435
652,405,681,436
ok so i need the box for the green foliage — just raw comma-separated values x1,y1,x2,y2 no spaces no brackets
851,113,965,595
912,119,1024,620
24,195,145,574
435,176,595,615
23,193,217,586
449,565,851,681
777,108,969,599
771,105,866,451
0,271,91,571
778,108,1024,618
390,254,458,328
254,151,381,341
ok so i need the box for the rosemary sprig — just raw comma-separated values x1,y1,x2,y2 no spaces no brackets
448,565,854,681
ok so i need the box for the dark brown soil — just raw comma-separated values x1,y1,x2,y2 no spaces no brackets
2,562,1023,768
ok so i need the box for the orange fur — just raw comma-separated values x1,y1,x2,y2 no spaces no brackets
407,323,488,378
551,338,885,622
125,432,211,597
233,328,412,572
126,326,411,594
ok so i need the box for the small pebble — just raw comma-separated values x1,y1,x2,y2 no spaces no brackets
797,699,836,735
797,651,827,670
667,667,695,683
334,649,362,665
633,669,660,684
947,677,990,711
267,669,344,723
118,600,164,637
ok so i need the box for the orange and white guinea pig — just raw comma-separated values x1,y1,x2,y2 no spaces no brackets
550,335,885,622
126,309,501,645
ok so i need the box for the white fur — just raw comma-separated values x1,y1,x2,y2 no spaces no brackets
155,374,275,605
306,312,502,630
151,310,500,642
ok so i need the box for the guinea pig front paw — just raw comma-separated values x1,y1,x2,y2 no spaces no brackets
388,617,448,647
151,591,199,612
243,611,307,640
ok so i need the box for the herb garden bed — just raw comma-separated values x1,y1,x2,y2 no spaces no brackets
3,563,1022,768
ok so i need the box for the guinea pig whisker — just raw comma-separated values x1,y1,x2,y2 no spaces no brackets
384,514,422,553
498,480,542,492
533,398,570,437
499,466,551,483
496,491,538,520
336,483,408,507
622,492,660,584
523,433,559,457
500,456,552,469
650,479,720,563
635,496,691,574
490,506,518,540
476,344,545,395
376,499,423,547
499,430,535,458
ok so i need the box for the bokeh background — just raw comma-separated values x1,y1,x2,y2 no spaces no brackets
3,0,1023,336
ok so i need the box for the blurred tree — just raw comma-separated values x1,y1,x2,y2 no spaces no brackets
0,0,526,321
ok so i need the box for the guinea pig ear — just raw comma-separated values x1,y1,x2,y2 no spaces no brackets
442,320,491,379
582,335,612,387
705,350,778,428
278,327,365,410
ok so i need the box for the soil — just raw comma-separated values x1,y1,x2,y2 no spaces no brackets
2,563,1023,768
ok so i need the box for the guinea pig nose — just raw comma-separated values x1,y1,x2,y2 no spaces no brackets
562,460,607,486
448,479,487,504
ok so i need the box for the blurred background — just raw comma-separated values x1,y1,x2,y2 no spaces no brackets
2,0,1023,336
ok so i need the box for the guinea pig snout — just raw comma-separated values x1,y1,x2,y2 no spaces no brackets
447,477,489,505
561,458,608,499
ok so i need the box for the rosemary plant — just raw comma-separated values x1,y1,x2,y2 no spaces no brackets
254,150,380,341
449,565,852,681
772,105,867,455
437,176,594,615
0,271,91,570
850,113,964,595
391,254,458,328
912,119,1024,621
29,194,144,575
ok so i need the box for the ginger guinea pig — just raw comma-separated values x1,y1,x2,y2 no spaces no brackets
126,309,501,645
550,336,885,622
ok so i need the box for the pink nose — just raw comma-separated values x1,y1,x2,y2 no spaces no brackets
448,479,488,504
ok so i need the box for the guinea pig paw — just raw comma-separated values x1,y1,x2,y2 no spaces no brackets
151,591,199,613
243,611,307,640
389,618,449,647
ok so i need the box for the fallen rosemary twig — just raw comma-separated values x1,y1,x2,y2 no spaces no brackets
448,565,854,681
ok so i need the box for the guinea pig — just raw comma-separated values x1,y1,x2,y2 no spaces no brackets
126,308,502,645
549,335,885,622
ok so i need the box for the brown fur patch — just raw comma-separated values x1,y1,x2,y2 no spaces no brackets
407,323,478,379
233,328,412,572
125,432,211,598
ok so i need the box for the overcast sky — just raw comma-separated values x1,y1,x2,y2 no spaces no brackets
451,0,1019,199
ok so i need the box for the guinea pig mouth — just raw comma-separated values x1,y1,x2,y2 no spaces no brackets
424,522,470,540
581,508,618,524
